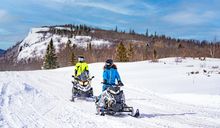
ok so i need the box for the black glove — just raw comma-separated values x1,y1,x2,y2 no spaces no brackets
74,70,77,76
85,70,89,77
72,75,77,79
118,80,124,86
103,79,107,84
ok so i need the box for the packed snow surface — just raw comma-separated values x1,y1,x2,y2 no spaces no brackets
1,58,220,128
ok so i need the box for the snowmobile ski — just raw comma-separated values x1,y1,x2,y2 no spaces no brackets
70,96,95,102
130,109,140,118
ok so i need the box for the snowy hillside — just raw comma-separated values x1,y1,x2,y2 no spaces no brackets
1,58,220,128
17,27,111,61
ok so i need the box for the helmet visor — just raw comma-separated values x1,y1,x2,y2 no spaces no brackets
78,57,84,62
105,59,113,67
105,62,111,65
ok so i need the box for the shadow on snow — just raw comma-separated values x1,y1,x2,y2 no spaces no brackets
139,113,196,118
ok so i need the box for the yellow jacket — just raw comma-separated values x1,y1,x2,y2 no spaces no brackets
74,62,89,76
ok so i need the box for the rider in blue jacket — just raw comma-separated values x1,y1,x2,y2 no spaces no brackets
102,59,123,91
95,59,124,115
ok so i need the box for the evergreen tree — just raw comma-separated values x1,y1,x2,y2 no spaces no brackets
66,39,72,65
152,49,158,62
132,29,135,35
66,39,71,49
129,29,135,34
130,29,135,35
87,42,92,51
43,39,58,69
115,26,118,32
143,43,150,60
145,29,149,37
116,42,128,62
71,52,76,65
127,43,134,61
71,43,77,65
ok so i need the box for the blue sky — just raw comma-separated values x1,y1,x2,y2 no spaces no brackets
0,0,220,50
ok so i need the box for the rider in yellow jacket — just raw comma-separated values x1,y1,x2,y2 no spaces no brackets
74,56,89,80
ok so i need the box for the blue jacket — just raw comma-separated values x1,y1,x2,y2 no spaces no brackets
103,65,121,85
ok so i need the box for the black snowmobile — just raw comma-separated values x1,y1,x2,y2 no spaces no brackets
95,84,140,117
71,75,95,102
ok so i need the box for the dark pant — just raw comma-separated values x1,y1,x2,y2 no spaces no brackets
102,84,113,92
77,71,89,81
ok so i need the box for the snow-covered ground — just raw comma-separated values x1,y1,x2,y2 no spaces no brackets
1,58,220,128
17,27,111,61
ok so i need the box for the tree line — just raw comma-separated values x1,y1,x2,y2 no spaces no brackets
1,24,220,70
42,36,220,69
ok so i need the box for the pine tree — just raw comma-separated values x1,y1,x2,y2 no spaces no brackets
66,39,72,66
87,42,92,51
115,26,118,32
143,43,150,60
132,29,135,35
127,43,134,61
43,39,58,69
70,42,77,65
70,52,76,65
116,42,128,62
145,29,149,37
152,49,158,62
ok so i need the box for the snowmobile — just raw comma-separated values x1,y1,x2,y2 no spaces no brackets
95,84,140,117
71,75,95,102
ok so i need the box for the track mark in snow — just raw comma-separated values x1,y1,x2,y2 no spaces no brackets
23,83,35,92
139,112,196,118
127,98,148,101
0,83,8,106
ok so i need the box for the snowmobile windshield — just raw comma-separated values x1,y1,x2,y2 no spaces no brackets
108,86,120,94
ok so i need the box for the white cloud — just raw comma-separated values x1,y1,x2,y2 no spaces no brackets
0,28,6,33
75,2,134,16
0,10,11,23
162,10,216,25
0,10,7,18
74,1,157,16
142,2,156,11
0,28,11,35
36,0,150,16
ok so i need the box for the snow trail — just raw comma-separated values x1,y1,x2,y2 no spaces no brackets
0,58,220,128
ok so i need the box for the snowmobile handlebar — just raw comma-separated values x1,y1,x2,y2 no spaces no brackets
89,76,95,80
72,75,95,81
101,82,124,87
